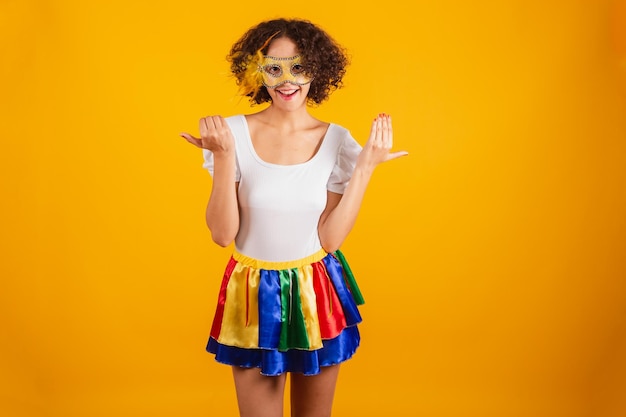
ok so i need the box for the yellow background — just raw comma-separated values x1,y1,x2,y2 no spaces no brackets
2,0,626,416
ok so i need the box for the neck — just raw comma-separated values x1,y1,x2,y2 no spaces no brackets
260,104,314,129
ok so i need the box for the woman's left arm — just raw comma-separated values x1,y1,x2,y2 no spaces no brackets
318,114,408,252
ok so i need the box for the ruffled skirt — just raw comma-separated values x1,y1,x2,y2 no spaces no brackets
206,248,364,376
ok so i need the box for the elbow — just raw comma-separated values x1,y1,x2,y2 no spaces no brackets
322,244,340,254
210,230,236,247
319,229,345,255
320,237,342,254
212,236,233,247
207,220,238,248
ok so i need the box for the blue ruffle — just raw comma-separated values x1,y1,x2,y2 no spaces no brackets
207,326,361,376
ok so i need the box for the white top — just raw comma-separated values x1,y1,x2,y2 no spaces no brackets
203,115,362,262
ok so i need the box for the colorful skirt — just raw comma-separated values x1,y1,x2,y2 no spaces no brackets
206,248,364,376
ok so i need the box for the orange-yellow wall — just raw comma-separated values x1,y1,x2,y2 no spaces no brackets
2,1,626,416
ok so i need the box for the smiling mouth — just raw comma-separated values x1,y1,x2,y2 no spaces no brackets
277,89,298,97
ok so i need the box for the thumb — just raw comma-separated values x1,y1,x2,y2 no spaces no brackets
386,151,409,161
180,132,202,147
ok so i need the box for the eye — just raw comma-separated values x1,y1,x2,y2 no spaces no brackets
263,65,283,77
291,63,305,75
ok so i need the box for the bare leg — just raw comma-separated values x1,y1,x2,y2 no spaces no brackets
232,367,287,417
290,365,340,417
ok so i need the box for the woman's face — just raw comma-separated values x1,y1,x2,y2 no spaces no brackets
263,37,311,108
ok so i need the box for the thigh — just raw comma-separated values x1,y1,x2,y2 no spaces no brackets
232,367,287,417
290,365,340,417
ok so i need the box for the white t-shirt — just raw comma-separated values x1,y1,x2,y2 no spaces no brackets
203,115,362,262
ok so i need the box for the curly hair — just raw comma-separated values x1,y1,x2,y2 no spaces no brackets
227,18,349,105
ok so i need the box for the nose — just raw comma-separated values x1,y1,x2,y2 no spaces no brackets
274,80,299,89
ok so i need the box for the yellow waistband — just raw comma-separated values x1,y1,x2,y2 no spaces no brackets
232,248,328,270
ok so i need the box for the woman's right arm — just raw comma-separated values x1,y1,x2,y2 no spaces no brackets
205,152,239,246
181,115,240,247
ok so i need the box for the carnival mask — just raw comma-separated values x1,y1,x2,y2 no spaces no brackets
260,55,313,89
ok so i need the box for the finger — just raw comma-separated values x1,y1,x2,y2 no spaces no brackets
180,132,199,141
380,114,390,148
208,115,226,132
367,118,378,145
201,116,218,135
180,132,202,147
212,115,224,130
386,114,393,148
386,150,409,161
373,115,382,145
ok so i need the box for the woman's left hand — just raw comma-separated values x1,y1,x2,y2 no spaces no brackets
356,113,408,171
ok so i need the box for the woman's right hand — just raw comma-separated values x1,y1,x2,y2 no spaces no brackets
180,115,235,154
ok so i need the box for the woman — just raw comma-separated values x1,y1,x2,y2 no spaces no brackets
181,18,407,417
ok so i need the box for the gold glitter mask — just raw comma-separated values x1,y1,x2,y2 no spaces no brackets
260,55,313,89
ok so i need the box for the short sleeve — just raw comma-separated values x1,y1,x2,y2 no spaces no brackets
327,132,362,194
202,149,241,181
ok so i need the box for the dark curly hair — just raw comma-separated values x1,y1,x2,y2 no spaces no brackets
227,18,349,105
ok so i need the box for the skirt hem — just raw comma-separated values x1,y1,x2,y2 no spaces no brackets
207,326,361,376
